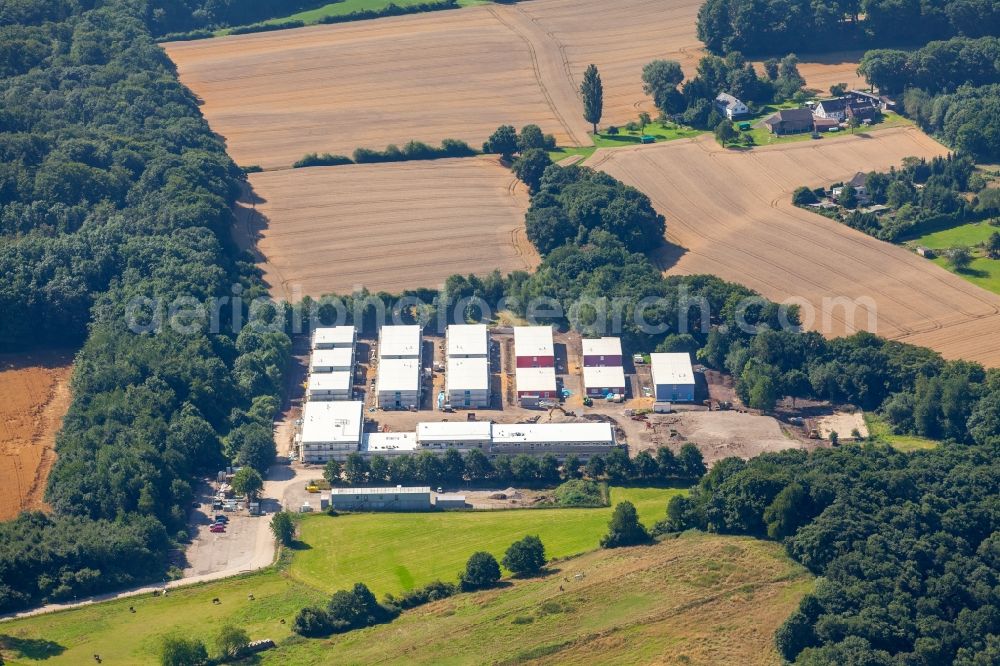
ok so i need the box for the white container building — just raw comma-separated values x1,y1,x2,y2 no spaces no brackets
310,347,354,373
312,326,356,350
416,421,493,451
299,400,364,463
360,431,419,456
650,353,695,402
328,486,432,511
513,326,555,368
446,324,489,358
378,325,422,359
490,422,615,459
307,371,353,401
446,356,490,408
377,357,421,410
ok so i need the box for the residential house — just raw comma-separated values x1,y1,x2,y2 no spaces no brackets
831,172,871,205
814,98,848,121
763,108,814,135
715,92,749,120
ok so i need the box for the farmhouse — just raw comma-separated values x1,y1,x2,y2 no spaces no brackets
299,400,364,463
715,92,748,119
306,371,353,401
490,422,615,459
582,337,622,367
377,357,421,410
583,365,627,398
446,324,490,408
416,421,493,451
312,326,356,349
379,325,422,359
513,326,554,367
832,172,871,204
360,431,419,456
650,352,695,403
814,98,848,121
515,366,558,406
762,108,814,135
328,486,432,512
310,346,354,373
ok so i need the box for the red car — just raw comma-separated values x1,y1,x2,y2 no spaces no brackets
209,524,226,533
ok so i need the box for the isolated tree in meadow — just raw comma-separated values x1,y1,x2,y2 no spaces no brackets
159,635,208,666
600,500,651,548
215,625,250,661
581,64,603,134
715,119,737,147
486,125,519,160
231,467,263,501
502,535,547,576
460,551,502,590
638,111,652,131
270,511,294,546
948,247,973,270
641,59,684,116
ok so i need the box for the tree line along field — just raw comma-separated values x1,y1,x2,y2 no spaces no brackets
235,157,538,299
0,353,73,521
587,128,1000,368
1,487,708,664
161,0,867,169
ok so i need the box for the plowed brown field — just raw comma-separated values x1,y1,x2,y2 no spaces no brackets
587,128,1000,367
162,0,865,169
0,352,73,520
235,157,537,299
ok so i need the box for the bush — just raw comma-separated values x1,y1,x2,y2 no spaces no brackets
292,153,353,168
159,635,208,666
460,551,501,591
293,606,333,637
327,583,398,632
383,580,458,610
352,139,474,164
502,535,547,577
552,479,606,507
792,186,819,205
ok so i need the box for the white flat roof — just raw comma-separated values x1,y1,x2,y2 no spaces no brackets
583,365,626,390
582,337,622,358
377,357,421,392
308,371,352,391
515,366,556,392
416,421,493,441
447,324,488,357
379,325,421,358
447,356,489,391
311,347,354,369
300,400,363,444
650,352,695,385
312,326,355,347
329,486,430,496
491,422,614,444
361,431,419,454
514,326,554,357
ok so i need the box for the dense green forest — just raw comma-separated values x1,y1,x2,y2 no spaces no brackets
0,0,289,611
697,0,999,55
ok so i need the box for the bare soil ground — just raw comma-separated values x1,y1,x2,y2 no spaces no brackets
0,351,73,520
162,0,865,169
588,128,1000,367
634,411,803,464
234,157,538,299
816,411,868,440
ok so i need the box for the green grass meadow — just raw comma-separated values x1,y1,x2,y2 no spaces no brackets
215,0,486,34
864,413,939,452
0,487,681,665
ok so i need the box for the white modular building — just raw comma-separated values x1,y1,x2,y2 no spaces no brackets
581,337,623,367
307,371,353,401
360,431,419,456
310,347,354,373
299,400,364,463
515,366,557,405
490,422,615,459
416,421,493,451
446,356,490,408
378,325,422,359
650,352,695,402
328,486,432,511
447,324,489,358
312,326,356,349
377,357,421,410
513,326,555,367
583,365,627,398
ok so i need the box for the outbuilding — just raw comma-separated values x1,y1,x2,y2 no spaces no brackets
299,400,364,463
435,494,468,509
328,486,432,512
650,352,695,403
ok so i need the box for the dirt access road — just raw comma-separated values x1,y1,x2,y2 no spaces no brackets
587,128,1000,367
235,157,538,299
163,0,864,169
0,351,73,521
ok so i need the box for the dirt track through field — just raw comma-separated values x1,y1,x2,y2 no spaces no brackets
587,128,1000,367
235,157,537,299
0,352,73,520
163,0,865,169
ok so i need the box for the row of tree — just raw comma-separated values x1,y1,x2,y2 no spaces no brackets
858,36,1000,94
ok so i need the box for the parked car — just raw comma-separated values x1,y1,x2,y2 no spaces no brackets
214,515,229,524
209,524,226,533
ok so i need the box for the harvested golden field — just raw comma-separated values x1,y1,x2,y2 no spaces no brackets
163,0,864,168
0,351,73,521
588,128,1000,367
236,157,537,299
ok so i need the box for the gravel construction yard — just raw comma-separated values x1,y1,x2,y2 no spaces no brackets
589,128,1000,367
234,157,537,299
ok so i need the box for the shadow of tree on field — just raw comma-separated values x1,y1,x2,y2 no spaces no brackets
0,634,67,660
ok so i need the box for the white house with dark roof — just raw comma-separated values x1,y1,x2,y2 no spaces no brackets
715,92,749,119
